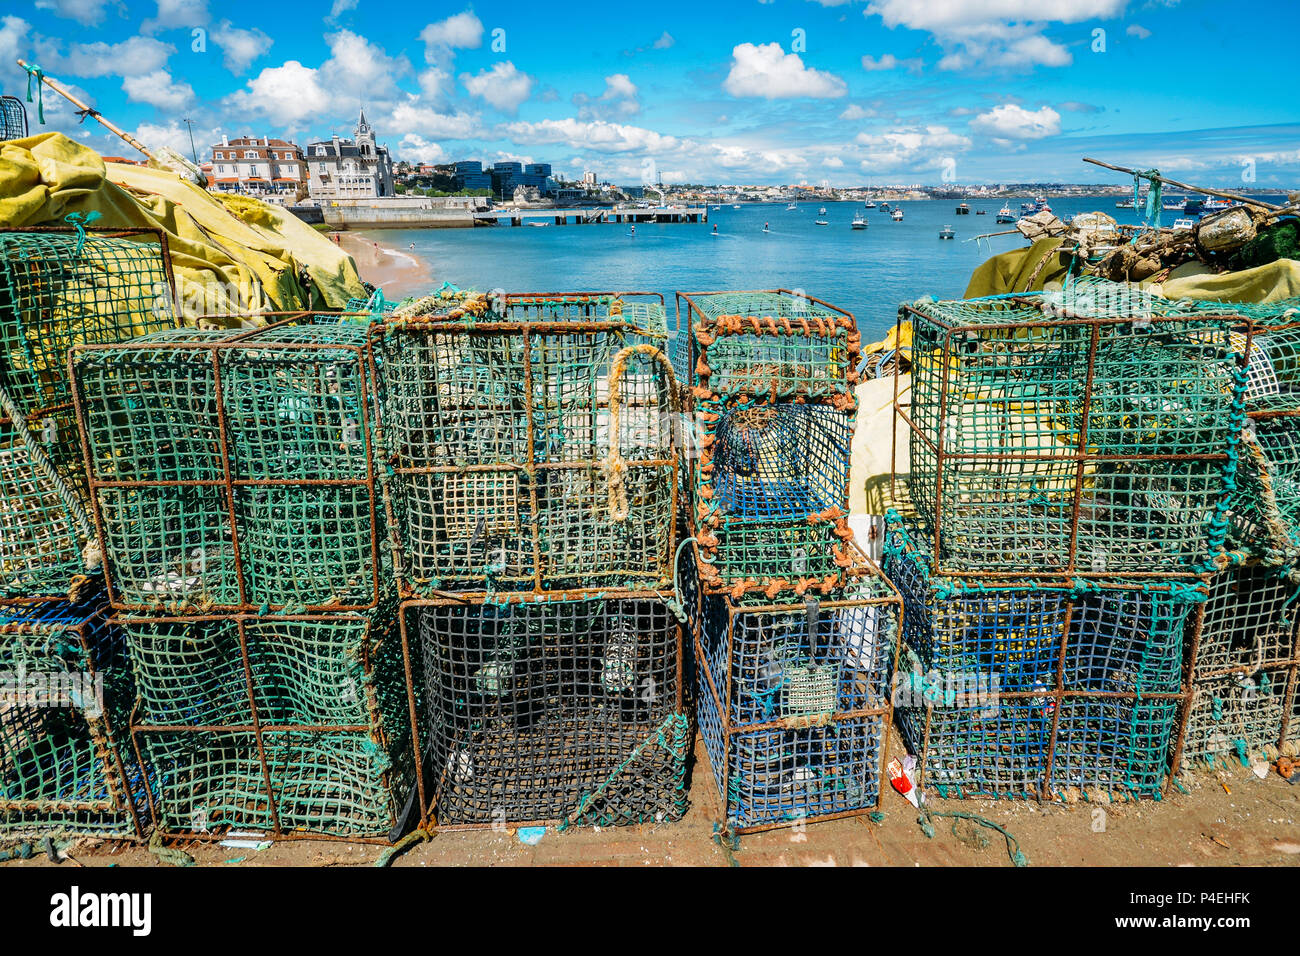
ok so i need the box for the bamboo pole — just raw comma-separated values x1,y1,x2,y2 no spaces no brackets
17,59,154,160
1082,156,1281,211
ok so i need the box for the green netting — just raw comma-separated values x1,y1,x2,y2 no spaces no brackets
1239,325,1300,414
0,96,27,141
0,227,176,596
882,510,1200,800
1232,419,1300,565
1182,562,1300,769
0,593,146,839
72,320,382,613
373,312,678,597
679,290,859,404
904,289,1247,576
122,598,416,838
693,403,855,597
686,539,902,833
504,292,669,338
415,596,688,827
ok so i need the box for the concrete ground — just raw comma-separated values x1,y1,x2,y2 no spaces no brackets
5,727,1300,868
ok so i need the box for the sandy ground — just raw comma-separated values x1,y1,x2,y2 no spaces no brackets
331,231,433,300
5,726,1299,868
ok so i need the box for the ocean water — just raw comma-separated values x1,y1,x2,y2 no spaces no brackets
365,196,1278,340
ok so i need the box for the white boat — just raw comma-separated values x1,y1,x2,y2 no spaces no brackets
996,205,1015,223
851,215,867,230
1172,217,1196,231
890,207,903,221
819,206,827,215
732,204,741,209
814,219,829,226
526,221,549,227
939,224,955,239
864,200,877,209
786,202,797,210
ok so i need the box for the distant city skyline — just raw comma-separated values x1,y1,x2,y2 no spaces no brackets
5,0,1298,188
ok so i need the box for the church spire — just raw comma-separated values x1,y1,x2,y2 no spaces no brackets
357,107,369,134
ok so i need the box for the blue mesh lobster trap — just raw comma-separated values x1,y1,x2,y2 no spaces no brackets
686,540,902,834
0,591,148,840
883,510,1204,801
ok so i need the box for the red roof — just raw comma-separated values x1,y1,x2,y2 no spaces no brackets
215,177,238,183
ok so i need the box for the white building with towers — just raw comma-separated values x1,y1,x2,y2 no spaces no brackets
305,109,396,200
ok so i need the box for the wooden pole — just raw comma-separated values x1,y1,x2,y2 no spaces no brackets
17,59,155,160
1082,156,1281,211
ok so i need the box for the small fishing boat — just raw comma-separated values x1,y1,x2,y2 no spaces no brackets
786,202,797,210
1115,198,1136,209
526,221,549,227
819,206,827,215
1163,198,1186,211
880,201,890,211
864,199,877,209
939,224,955,239
851,214,867,230
732,204,741,209
1172,217,1196,231
1203,196,1235,212
975,208,987,215
890,207,903,221
814,219,829,226
956,202,970,215
996,205,1016,223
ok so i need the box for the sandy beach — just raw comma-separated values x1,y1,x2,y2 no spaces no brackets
332,230,434,300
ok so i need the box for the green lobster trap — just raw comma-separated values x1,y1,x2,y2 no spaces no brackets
0,225,178,597
882,510,1203,801
120,599,419,841
897,281,1249,580
369,294,679,598
687,539,902,834
408,592,689,829
1,591,147,840
1182,562,1300,769
70,318,383,614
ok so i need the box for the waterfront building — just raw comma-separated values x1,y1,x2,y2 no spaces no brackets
209,135,307,205
305,109,396,200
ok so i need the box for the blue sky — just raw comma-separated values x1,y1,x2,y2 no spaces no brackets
4,0,1297,186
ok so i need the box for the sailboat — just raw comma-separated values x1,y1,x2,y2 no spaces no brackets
786,201,797,210
864,199,877,209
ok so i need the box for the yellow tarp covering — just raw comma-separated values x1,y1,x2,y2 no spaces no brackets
1151,258,1300,303
963,237,1074,298
0,132,366,319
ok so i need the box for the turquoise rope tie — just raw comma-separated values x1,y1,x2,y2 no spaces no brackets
23,62,44,124
64,210,102,257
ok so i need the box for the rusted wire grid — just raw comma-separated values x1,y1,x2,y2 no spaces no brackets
686,537,904,835
367,314,680,599
0,591,148,840
0,227,178,598
399,588,690,831
883,511,1207,802
503,291,669,338
118,602,419,843
1180,560,1300,769
896,291,1254,580
69,316,385,615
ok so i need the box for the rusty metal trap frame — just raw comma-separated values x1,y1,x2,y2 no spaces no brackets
0,226,178,598
118,598,419,842
882,510,1205,802
0,95,27,141
1180,560,1300,769
674,290,862,406
69,315,384,615
1,590,148,841
894,285,1253,581
367,303,680,599
404,590,689,830
503,291,669,338
685,537,903,834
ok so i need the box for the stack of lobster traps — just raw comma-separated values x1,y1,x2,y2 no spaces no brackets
674,290,902,837
68,315,416,843
1180,297,1300,772
886,278,1253,800
0,224,174,844
369,290,693,831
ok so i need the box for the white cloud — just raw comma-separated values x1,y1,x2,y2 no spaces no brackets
860,53,922,71
222,61,330,129
211,20,272,74
970,103,1061,141
398,134,447,164
0,16,30,67
840,104,876,120
866,0,1128,70
389,99,482,139
652,31,675,49
1126,24,1152,38
460,61,534,114
421,11,484,53
141,0,210,34
499,117,678,154
326,0,358,23
132,119,215,157
320,29,409,101
574,73,641,120
122,69,195,110
33,0,109,27
854,124,971,171
723,42,847,99
40,37,175,78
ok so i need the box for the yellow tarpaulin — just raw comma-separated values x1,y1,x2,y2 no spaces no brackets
1151,258,1300,303
0,132,366,320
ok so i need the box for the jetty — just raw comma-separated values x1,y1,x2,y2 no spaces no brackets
472,205,708,226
